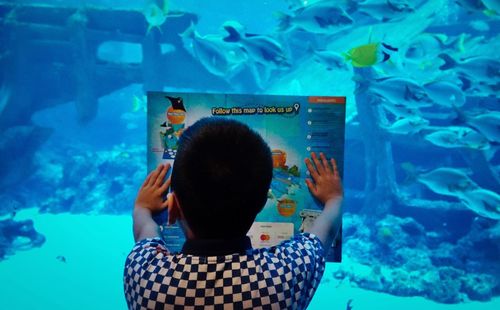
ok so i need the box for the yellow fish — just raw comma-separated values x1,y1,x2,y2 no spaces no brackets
344,42,398,68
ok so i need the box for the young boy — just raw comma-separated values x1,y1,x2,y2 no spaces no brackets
124,118,343,310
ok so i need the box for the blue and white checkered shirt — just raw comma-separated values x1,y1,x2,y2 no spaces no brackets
124,233,326,310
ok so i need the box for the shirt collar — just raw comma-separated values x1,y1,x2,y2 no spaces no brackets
181,235,253,256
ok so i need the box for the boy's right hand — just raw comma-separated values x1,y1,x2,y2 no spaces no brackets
304,152,343,205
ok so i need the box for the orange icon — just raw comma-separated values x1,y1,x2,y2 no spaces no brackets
272,149,287,168
277,198,297,217
166,106,186,124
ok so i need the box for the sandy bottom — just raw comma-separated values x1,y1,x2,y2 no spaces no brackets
0,209,498,310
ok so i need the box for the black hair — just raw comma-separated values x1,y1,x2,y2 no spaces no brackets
171,117,273,239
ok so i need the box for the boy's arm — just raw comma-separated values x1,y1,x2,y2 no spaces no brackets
133,163,171,242
304,152,343,250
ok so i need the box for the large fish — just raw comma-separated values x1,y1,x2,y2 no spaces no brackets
222,21,290,69
465,111,500,143
359,76,433,107
438,54,500,93
353,0,416,22
415,167,478,197
383,116,429,135
180,23,247,78
458,188,500,220
381,101,421,119
424,126,490,150
424,80,465,108
277,1,353,34
310,47,349,71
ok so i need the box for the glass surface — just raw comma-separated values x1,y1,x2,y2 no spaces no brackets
0,0,499,309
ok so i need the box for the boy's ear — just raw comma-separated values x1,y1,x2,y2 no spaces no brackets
167,192,181,226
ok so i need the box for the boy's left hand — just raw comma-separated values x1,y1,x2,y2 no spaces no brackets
135,163,171,213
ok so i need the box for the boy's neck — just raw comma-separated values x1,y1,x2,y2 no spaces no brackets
181,235,252,256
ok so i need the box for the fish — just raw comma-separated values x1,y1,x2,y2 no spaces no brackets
465,111,500,143
222,21,290,69
180,23,247,78
383,116,429,135
403,33,450,61
424,126,490,150
438,54,500,90
458,188,500,220
56,255,67,263
358,76,433,107
165,96,186,111
344,42,398,68
310,47,349,71
455,0,498,15
424,80,465,108
416,167,479,197
482,0,500,14
381,101,421,119
353,0,415,22
143,0,170,34
276,1,353,34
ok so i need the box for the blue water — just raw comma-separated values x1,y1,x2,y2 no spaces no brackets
0,0,499,309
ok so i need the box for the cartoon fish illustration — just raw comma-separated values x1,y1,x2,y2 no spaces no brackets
276,1,353,34
344,42,398,68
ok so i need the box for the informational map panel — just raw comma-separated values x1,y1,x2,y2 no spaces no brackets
148,92,346,262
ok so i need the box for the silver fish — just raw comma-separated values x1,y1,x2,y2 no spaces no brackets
365,77,433,107
180,23,247,78
466,111,500,143
355,0,415,22
458,188,500,220
417,167,478,197
383,116,429,135
222,21,289,69
277,1,353,34
424,80,465,108
311,48,350,71
424,126,490,150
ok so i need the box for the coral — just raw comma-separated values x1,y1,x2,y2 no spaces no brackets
332,213,500,303
22,142,146,215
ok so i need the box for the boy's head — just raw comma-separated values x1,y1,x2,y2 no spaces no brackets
171,117,273,239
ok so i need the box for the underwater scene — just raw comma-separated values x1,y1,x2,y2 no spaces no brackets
0,0,499,309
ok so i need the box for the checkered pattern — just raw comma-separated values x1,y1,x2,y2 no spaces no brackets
124,233,326,310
